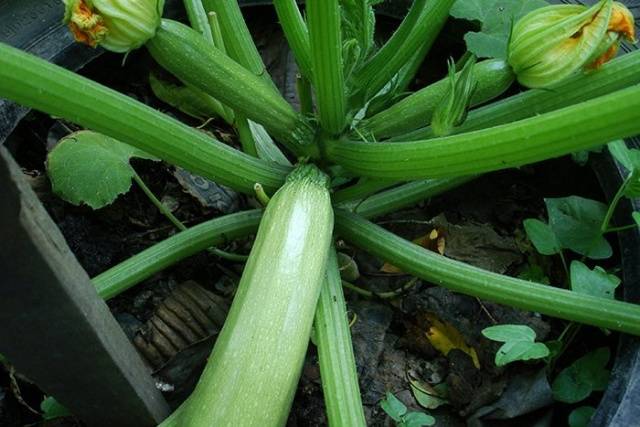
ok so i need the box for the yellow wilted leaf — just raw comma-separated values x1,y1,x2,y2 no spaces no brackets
380,229,445,273
425,313,480,369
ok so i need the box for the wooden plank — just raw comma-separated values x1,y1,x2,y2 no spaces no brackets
0,147,169,426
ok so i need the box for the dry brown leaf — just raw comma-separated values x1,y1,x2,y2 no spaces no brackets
425,313,480,369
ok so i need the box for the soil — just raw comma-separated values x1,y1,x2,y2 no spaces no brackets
0,6,622,427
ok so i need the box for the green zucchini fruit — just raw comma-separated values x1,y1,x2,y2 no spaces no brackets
359,59,515,138
171,164,334,427
146,19,314,155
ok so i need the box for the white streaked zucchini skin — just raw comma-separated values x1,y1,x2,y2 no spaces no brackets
180,165,334,427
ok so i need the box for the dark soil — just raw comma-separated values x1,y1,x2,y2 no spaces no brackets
1,6,621,427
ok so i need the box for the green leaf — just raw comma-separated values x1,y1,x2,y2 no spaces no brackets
570,261,620,300
409,379,448,410
381,392,407,421
482,324,549,366
545,196,612,259
340,0,377,61
402,411,436,427
494,340,550,367
568,406,596,427
482,324,536,342
47,131,157,209
523,218,561,255
552,347,610,403
40,397,71,420
607,141,640,198
608,140,640,173
451,0,548,59
633,212,640,228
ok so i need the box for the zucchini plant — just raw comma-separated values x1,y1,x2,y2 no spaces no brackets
1,0,640,425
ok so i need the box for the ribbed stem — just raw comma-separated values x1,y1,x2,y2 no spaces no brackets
314,247,366,427
394,37,433,94
92,210,263,300
274,0,313,79
340,177,475,219
332,178,399,204
202,0,276,89
399,50,640,141
327,85,640,180
0,42,287,194
235,115,259,157
350,0,454,105
206,11,236,124
360,59,514,139
148,20,314,155
183,0,214,43
307,0,347,135
335,210,640,336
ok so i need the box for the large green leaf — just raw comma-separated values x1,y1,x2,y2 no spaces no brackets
570,261,620,300
451,0,548,59
545,196,612,259
47,131,156,209
552,347,610,404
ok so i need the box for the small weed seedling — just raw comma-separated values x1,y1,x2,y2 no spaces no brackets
380,392,435,427
481,324,549,366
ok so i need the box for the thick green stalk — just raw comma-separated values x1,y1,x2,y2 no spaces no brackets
314,247,366,427
399,50,640,141
274,0,313,79
92,210,262,300
332,178,399,204
0,42,287,194
326,85,640,180
394,38,433,94
202,0,275,88
183,0,214,43
335,210,640,335
350,0,454,105
341,177,475,219
148,20,314,155
307,0,347,135
360,59,515,139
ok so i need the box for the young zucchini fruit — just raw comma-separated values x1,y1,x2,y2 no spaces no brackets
167,165,333,427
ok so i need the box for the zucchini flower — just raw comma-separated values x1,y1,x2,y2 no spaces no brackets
63,0,165,52
508,0,635,88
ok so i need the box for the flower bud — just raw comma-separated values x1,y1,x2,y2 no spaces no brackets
508,0,635,88
63,0,165,53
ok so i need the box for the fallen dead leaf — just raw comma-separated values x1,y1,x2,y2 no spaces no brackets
425,313,480,369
